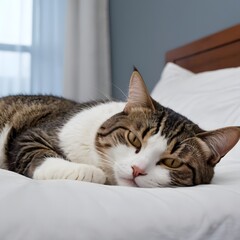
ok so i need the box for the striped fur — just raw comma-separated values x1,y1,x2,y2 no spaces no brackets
0,70,239,187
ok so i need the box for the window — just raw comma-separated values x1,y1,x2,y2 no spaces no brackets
0,0,67,97
0,0,32,96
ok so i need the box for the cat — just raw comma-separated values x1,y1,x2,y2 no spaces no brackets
0,69,239,188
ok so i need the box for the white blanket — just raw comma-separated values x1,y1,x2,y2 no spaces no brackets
0,160,240,240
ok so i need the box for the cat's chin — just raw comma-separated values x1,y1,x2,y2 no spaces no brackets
116,177,139,187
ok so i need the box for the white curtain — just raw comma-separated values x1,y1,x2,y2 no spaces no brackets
63,0,111,102
0,0,33,96
0,0,111,100
31,0,67,95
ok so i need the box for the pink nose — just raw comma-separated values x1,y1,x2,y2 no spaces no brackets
131,165,146,178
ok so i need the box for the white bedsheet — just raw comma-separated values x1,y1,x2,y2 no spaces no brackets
0,158,240,240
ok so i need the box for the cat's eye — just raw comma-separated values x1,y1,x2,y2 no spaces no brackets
127,131,141,149
161,158,183,169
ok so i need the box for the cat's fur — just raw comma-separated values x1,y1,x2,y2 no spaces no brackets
0,70,239,187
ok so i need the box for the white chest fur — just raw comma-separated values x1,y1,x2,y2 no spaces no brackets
58,102,125,166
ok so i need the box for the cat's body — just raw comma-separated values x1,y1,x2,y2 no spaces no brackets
0,96,120,183
0,70,239,187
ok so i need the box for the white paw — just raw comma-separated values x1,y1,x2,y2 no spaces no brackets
75,164,106,184
33,157,106,184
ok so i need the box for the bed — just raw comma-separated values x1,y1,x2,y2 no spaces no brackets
1,24,240,240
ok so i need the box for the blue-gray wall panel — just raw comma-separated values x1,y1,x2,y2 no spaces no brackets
110,0,240,100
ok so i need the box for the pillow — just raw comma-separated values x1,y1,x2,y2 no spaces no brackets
151,63,240,129
151,63,240,163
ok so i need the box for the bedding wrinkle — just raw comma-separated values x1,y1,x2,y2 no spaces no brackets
0,179,30,202
208,185,240,195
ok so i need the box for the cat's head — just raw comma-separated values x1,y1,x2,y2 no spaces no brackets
96,69,240,187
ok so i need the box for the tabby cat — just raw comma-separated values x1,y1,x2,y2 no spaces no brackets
0,70,239,187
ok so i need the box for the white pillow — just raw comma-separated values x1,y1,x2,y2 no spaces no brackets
151,62,240,129
151,63,240,163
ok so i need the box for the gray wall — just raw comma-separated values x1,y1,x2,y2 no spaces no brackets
109,0,240,100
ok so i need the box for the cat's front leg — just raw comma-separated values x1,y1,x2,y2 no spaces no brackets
33,157,106,184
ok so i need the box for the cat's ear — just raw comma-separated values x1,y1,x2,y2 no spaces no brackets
197,127,240,166
124,68,155,113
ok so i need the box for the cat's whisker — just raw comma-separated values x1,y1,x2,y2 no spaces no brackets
112,83,128,99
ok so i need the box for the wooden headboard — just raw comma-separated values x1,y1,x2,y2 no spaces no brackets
166,24,240,73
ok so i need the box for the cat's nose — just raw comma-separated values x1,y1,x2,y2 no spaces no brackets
131,165,146,178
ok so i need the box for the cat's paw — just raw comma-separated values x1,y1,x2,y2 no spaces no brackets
33,157,106,184
76,165,106,184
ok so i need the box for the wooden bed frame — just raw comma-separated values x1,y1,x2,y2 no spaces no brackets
166,24,240,73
